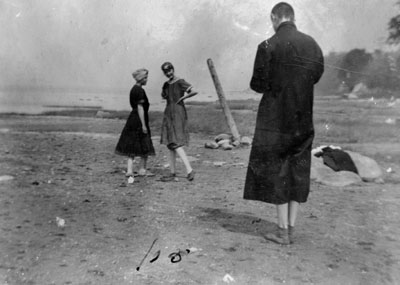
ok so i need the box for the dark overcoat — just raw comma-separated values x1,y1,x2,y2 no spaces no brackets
243,22,324,205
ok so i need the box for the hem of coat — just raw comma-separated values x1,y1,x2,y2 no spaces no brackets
243,195,308,205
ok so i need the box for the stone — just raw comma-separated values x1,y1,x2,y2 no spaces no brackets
205,142,219,149
95,110,112,118
214,134,232,142
240,136,252,146
217,139,231,146
311,156,362,187
231,140,240,147
221,143,233,150
0,175,14,182
346,151,383,182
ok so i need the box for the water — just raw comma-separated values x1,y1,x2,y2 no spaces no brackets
0,87,261,114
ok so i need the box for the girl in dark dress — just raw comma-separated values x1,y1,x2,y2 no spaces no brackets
115,68,155,177
160,62,198,181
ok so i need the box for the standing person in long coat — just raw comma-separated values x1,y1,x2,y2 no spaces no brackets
244,2,324,245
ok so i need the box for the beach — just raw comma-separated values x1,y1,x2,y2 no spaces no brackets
0,97,400,284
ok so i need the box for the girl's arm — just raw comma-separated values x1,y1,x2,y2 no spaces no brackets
176,87,198,104
138,103,147,134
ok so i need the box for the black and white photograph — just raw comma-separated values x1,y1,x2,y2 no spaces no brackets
1,1,400,284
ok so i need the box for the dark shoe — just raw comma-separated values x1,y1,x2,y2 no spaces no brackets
288,225,295,244
187,170,195,181
264,227,290,245
125,171,138,177
160,173,176,182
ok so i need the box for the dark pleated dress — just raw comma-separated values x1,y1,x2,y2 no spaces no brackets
160,78,191,150
115,85,155,158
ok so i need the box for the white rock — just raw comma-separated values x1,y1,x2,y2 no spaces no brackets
240,136,252,146
231,140,240,147
0,175,14,182
95,110,112,118
56,217,65,228
213,161,226,167
205,142,219,149
311,156,362,187
346,151,383,182
217,139,231,146
221,143,234,150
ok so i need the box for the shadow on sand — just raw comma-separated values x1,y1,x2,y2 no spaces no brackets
197,207,276,238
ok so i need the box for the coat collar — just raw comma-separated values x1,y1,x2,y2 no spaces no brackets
277,21,297,32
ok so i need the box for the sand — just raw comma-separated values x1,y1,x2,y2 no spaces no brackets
0,115,399,284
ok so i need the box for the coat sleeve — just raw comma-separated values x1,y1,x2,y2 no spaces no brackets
250,42,272,93
312,41,324,84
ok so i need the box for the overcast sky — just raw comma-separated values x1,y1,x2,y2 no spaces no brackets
1,0,398,92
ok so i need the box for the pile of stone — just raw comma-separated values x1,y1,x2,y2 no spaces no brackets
204,134,252,150
311,146,384,187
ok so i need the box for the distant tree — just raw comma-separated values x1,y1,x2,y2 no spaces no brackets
365,50,400,91
388,1,400,44
338,49,372,91
316,52,345,93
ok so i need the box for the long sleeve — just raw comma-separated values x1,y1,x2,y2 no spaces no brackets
250,42,272,93
312,41,324,84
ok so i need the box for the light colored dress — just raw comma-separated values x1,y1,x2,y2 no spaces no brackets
160,78,192,150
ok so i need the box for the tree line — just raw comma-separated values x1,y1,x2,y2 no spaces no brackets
317,3,400,97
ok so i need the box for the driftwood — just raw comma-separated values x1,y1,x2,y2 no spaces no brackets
207,58,240,142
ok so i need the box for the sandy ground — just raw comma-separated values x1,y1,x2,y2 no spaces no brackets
0,115,400,285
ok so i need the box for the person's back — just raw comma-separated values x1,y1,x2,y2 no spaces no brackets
244,2,324,245
251,21,324,136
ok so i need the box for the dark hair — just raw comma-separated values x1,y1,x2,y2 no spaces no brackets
271,2,295,21
161,62,174,71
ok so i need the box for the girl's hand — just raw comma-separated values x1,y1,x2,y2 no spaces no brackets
142,127,148,134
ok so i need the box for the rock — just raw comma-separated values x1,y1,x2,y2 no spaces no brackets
385,118,396,125
231,140,240,147
311,156,362,187
213,161,226,167
221,143,234,150
205,142,219,149
95,110,112,118
346,151,383,182
240,136,252,146
347,93,358,99
217,139,231,146
0,175,14,182
215,134,232,142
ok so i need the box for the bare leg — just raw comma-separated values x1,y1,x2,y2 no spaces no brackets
138,156,148,175
264,203,290,245
277,203,289,229
289,201,299,227
288,201,299,244
169,149,176,175
126,158,134,176
175,147,193,174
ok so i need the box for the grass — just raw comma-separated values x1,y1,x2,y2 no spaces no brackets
2,95,399,145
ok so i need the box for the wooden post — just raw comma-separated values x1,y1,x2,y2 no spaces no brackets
207,58,240,142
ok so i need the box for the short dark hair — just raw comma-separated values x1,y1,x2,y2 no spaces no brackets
271,2,295,20
161,62,174,71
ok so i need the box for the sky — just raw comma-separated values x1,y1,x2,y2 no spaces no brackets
0,0,399,93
